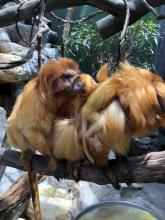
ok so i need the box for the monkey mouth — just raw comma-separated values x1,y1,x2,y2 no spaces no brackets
72,82,84,93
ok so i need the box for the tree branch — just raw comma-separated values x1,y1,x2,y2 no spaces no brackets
96,0,165,39
141,0,165,20
0,173,43,219
50,10,103,24
0,0,164,34
0,148,165,185
116,0,130,65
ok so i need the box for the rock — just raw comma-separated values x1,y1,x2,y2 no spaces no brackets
0,107,7,147
129,131,163,156
0,53,27,82
0,28,11,42
27,178,80,220
0,22,59,82
4,23,58,47
0,41,28,54
0,167,23,195
76,182,165,220
0,1,17,10
38,177,165,220
0,46,58,82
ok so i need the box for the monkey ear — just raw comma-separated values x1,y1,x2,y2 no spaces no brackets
96,63,109,82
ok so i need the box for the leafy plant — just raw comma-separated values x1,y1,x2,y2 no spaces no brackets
64,14,159,75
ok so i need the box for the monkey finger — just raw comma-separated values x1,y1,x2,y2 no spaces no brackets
105,167,121,190
46,156,57,172
115,156,132,186
54,160,67,181
67,161,80,182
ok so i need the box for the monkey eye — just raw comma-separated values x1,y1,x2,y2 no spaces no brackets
64,73,74,79
73,76,80,82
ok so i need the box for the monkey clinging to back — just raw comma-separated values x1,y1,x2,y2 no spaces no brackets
80,62,165,188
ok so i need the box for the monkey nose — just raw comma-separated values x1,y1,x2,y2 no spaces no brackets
72,81,84,93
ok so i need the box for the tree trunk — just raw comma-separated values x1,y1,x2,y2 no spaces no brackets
0,148,165,185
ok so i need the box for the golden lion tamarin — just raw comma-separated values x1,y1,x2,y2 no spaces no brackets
52,67,109,180
81,62,165,186
7,58,87,220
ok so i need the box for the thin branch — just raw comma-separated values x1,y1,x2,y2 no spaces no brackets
15,0,31,46
0,173,43,218
36,0,45,69
141,0,165,20
78,10,103,23
15,22,31,46
0,0,49,70
50,10,103,24
0,148,165,185
117,0,130,65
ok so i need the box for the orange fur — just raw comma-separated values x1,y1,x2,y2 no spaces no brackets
81,62,165,165
7,58,82,158
7,59,107,219
7,58,84,220
52,64,108,163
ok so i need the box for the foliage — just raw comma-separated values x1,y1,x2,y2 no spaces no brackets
126,15,159,70
64,14,159,75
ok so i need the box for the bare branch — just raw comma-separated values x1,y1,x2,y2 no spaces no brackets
0,0,164,39
50,10,103,24
116,0,130,64
0,173,43,218
141,0,165,20
0,148,165,185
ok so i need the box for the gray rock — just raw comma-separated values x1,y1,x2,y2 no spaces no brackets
0,45,58,82
0,21,58,82
0,28,11,42
0,107,7,147
0,1,17,10
129,132,163,156
4,23,58,47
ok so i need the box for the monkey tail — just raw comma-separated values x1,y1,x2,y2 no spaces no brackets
29,172,42,220
82,118,95,164
22,150,42,220
96,63,109,82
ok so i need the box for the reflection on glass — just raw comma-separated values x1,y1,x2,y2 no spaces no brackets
76,203,159,220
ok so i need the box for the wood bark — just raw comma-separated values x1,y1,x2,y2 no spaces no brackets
96,0,165,39
0,174,30,219
0,0,164,38
0,173,43,219
0,148,165,185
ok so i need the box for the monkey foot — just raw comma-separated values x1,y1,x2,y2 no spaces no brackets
115,156,132,186
21,149,33,172
104,166,121,190
106,156,132,190
88,135,103,152
67,161,80,182
45,156,57,172
54,160,68,181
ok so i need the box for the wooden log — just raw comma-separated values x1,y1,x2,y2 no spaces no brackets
0,174,30,219
0,173,43,219
0,148,165,185
0,0,164,34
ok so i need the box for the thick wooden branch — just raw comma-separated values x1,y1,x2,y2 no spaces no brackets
96,0,165,39
0,0,164,38
0,174,30,216
0,173,43,219
0,0,41,28
0,148,165,185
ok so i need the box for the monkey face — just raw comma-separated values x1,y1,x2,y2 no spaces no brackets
38,58,82,97
72,74,97,95
52,69,79,94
